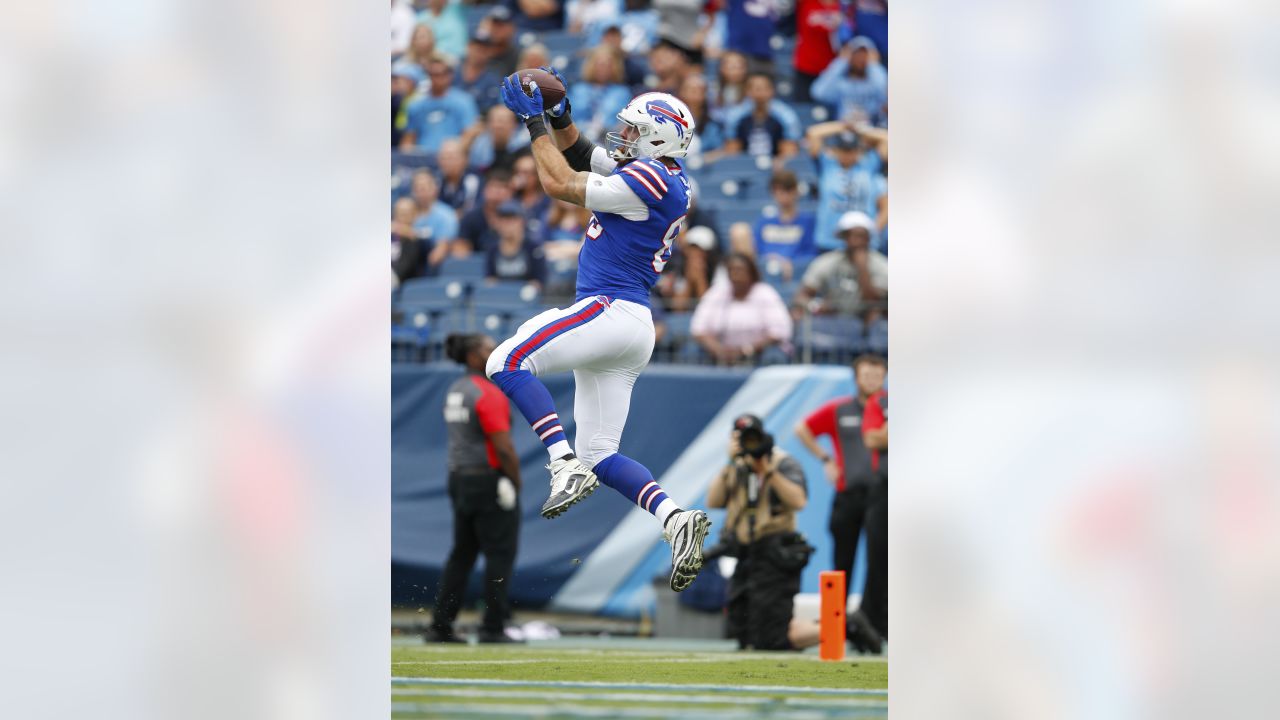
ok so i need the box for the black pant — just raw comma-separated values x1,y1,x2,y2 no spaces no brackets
829,487,874,599
431,470,519,636
792,71,818,103
726,534,807,651
859,484,887,639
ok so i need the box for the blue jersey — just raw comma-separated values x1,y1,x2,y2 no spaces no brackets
575,157,691,307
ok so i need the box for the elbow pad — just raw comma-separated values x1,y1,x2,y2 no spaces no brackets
562,135,596,173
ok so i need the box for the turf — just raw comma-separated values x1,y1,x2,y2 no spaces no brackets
392,644,888,690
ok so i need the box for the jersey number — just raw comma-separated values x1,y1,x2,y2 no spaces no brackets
651,215,686,272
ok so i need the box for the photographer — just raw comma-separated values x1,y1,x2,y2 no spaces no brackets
706,414,813,651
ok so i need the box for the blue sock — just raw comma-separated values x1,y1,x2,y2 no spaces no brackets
594,453,679,525
490,369,570,458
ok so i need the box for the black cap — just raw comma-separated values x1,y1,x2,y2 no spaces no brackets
486,6,514,22
733,414,765,434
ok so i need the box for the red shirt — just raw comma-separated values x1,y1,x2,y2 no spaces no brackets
794,0,847,75
863,390,887,472
803,395,855,491
471,375,511,469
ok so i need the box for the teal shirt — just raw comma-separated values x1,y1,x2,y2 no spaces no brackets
404,89,479,153
417,2,468,60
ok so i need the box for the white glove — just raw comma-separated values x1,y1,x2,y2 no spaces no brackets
497,477,517,511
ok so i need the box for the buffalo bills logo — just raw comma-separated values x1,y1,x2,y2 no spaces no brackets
646,100,688,139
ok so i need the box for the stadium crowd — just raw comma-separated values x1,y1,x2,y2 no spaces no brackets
392,0,888,366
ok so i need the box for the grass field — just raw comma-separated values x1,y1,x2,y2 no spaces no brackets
391,638,887,719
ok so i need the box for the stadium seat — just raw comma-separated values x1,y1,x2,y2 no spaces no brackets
702,153,768,179
797,314,866,363
866,318,888,355
396,277,470,307
437,254,487,279
470,280,541,307
391,150,438,173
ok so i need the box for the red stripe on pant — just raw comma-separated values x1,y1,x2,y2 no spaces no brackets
504,301,606,372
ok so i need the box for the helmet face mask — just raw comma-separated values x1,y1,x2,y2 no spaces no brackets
606,92,696,161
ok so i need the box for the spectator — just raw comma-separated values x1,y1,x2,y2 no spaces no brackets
613,0,660,54
706,414,813,651
721,0,777,72
453,168,515,258
436,139,481,216
728,170,816,280
486,201,547,287
540,198,590,296
478,7,520,77
691,253,793,365
859,383,888,642
792,210,886,320
400,54,480,153
812,37,887,124
712,50,749,109
456,37,502,113
517,44,552,74
600,23,650,86
464,106,530,173
569,0,622,35
654,0,708,64
792,0,845,102
648,39,692,94
510,152,551,241
508,0,566,32
391,62,425,148
676,74,724,156
719,73,800,161
400,24,437,71
567,48,633,143
793,354,887,644
417,0,467,61
851,3,888,64
391,0,417,56
411,171,460,259
806,122,885,251
541,198,591,247
391,197,428,283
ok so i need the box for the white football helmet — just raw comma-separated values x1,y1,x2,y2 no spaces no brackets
606,92,697,161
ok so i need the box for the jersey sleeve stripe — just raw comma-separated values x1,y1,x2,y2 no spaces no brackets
631,161,668,191
621,167,663,200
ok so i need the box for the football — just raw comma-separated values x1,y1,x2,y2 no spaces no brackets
512,67,566,110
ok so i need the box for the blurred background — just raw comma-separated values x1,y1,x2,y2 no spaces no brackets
0,0,1276,717
390,0,892,644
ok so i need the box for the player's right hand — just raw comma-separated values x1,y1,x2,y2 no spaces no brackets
540,65,571,118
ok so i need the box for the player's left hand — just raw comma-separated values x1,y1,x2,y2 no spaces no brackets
501,74,543,122
540,66,571,118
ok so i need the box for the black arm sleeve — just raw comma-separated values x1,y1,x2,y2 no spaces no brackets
562,134,597,173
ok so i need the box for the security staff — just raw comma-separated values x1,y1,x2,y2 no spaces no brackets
859,388,888,641
707,414,812,651
794,355,887,611
426,333,523,644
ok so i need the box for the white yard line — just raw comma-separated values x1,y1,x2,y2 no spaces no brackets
391,686,887,708
391,676,888,697
391,701,885,719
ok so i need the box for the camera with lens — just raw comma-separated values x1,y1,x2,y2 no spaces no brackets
733,414,774,460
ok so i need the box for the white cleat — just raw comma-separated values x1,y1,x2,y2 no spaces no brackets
541,455,599,519
663,509,712,592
